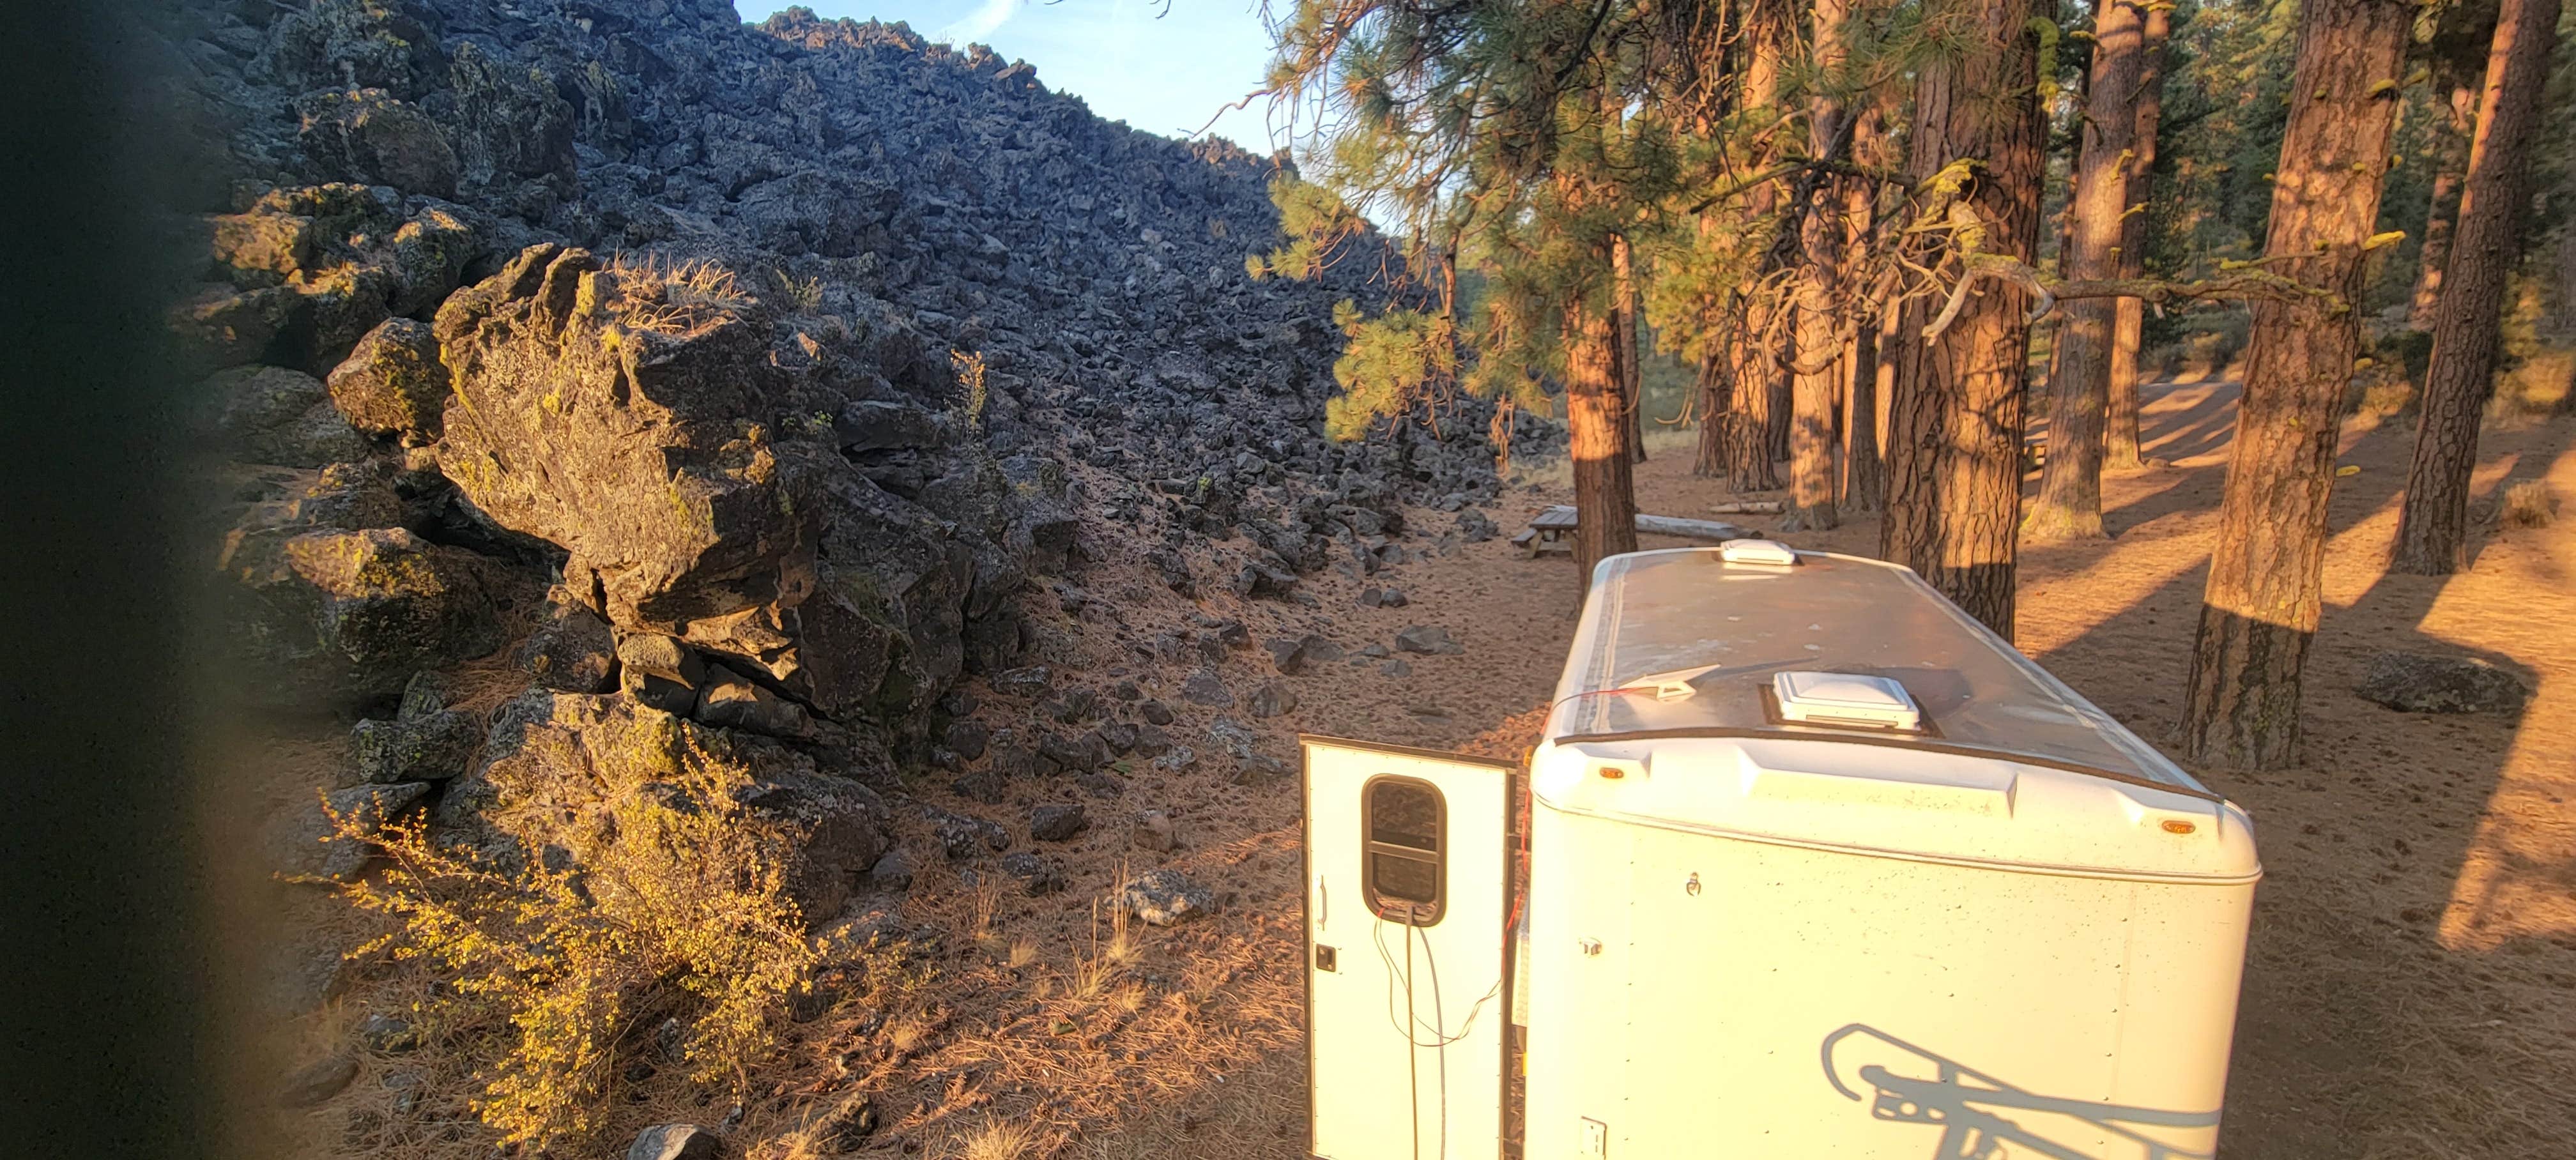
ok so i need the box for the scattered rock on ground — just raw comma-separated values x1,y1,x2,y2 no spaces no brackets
1250,680,1298,719
1181,669,1232,707
1029,802,1088,842
866,850,914,892
2357,651,2531,714
999,851,1068,895
1121,869,1215,927
279,1052,360,1108
1394,625,1464,655
627,1124,723,1160
1133,809,1179,852
926,807,1010,860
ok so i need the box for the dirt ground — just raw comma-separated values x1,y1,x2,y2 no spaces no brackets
250,376,2576,1159
1074,378,2576,1160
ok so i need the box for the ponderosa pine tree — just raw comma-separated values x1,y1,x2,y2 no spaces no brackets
1728,1,1792,494
1880,0,2054,637
2103,0,2170,469
1786,0,1855,531
2390,0,2564,574
2405,0,2506,332
2030,0,2150,542
1260,0,1675,581
2179,0,2412,768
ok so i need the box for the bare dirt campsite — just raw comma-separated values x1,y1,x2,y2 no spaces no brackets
230,371,2576,1160
1075,376,2576,1159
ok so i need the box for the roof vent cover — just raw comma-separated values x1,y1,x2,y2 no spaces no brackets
1719,538,1800,566
1773,671,1924,731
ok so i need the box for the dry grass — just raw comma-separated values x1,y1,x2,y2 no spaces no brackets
2501,479,2557,528
608,253,755,334
2493,347,2576,418
949,1116,1039,1160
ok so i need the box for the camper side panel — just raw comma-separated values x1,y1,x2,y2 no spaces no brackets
1524,802,2251,1158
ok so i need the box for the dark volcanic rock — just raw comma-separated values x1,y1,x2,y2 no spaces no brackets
999,851,1068,895
220,525,505,707
627,1124,721,1160
1249,680,1298,719
325,317,449,441
1393,625,1464,655
2358,652,2531,714
1181,670,1232,708
1029,803,1088,843
443,694,892,926
1119,868,1215,927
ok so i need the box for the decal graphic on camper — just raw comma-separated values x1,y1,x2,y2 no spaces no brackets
1821,1025,2221,1160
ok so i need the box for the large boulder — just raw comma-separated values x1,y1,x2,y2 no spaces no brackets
220,525,505,706
325,317,448,441
180,185,480,375
2357,652,2531,715
429,245,1019,726
447,692,894,926
295,88,459,199
199,365,372,467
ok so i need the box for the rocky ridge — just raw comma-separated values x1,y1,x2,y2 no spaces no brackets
169,0,1536,929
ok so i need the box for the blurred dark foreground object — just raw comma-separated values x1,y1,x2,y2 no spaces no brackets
0,3,209,1157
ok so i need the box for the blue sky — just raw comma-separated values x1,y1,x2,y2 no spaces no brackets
737,1,1287,150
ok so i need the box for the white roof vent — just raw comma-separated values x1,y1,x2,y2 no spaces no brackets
1719,538,1800,566
1773,671,1924,732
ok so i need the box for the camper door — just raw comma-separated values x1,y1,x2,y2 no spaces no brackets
1301,736,1515,1160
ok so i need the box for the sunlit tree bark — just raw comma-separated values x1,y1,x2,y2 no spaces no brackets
2104,0,2170,468
2029,0,2148,542
1786,0,1853,531
2181,0,2412,768
1881,0,2052,638
2391,0,2563,574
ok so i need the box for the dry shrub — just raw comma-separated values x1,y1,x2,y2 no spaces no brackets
2490,347,2575,418
608,253,755,334
951,349,988,431
330,768,816,1149
951,1115,1038,1160
2501,480,2557,528
772,265,825,314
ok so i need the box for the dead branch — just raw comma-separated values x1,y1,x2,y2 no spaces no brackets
1919,256,2344,342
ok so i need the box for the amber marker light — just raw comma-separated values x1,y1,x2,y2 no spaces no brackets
2161,820,2198,835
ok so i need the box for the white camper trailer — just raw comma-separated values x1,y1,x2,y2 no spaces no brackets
1302,544,2260,1160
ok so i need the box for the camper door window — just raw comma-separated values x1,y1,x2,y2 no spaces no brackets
1363,775,1444,926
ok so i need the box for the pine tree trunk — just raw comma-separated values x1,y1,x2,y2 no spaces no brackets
2105,1,2170,468
2390,0,2562,574
2180,0,2412,769
2029,0,2147,542
1694,349,1729,475
1728,298,1785,491
1841,140,1887,512
1788,0,1852,532
1880,0,2050,639
1728,8,1789,494
1614,233,1648,462
1567,289,1641,581
2406,79,2481,332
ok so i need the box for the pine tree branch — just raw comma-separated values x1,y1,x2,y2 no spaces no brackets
1919,255,2345,341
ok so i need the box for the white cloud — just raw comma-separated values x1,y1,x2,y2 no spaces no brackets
936,0,1022,43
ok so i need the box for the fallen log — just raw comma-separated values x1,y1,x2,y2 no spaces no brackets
1707,500,1785,515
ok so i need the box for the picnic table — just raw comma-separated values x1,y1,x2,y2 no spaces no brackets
1513,505,1754,556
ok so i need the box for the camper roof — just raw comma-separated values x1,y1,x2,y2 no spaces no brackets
1544,547,2203,793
